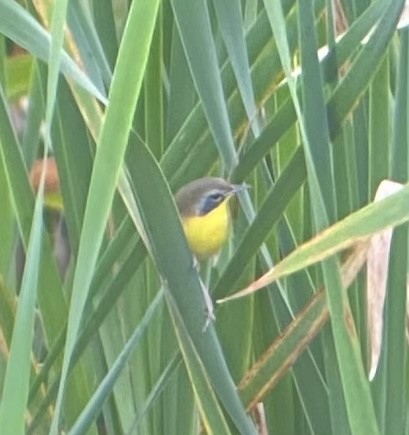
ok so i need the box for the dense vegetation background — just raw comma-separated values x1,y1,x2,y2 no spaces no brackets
0,0,408,433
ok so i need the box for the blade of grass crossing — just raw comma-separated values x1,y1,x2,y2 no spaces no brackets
0,0,106,102
45,0,69,133
383,29,409,435
145,7,164,159
50,1,161,432
298,2,355,434
21,63,46,164
166,294,232,435
298,5,336,222
383,226,408,434
0,157,45,435
214,147,306,299
234,0,392,182
368,58,390,199
68,290,164,435
127,352,182,434
171,0,238,171
165,25,197,142
211,0,261,137
261,0,380,432
328,0,405,135
67,0,112,90
0,73,94,429
0,84,68,346
297,0,403,433
91,0,118,69
0,167,14,284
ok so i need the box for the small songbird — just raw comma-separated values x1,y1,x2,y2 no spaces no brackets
175,177,248,327
175,177,247,260
29,157,63,211
16,157,70,288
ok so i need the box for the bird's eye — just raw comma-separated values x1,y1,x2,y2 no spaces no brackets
200,191,226,214
208,192,224,202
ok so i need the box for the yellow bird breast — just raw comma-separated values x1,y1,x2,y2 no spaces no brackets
182,201,230,260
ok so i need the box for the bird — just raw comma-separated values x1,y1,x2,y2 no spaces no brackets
175,177,247,260
175,177,247,328
29,157,63,211
16,157,70,288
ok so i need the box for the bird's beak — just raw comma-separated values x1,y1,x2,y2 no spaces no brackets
231,183,250,194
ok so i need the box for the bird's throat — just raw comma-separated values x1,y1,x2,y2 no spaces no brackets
182,201,230,260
